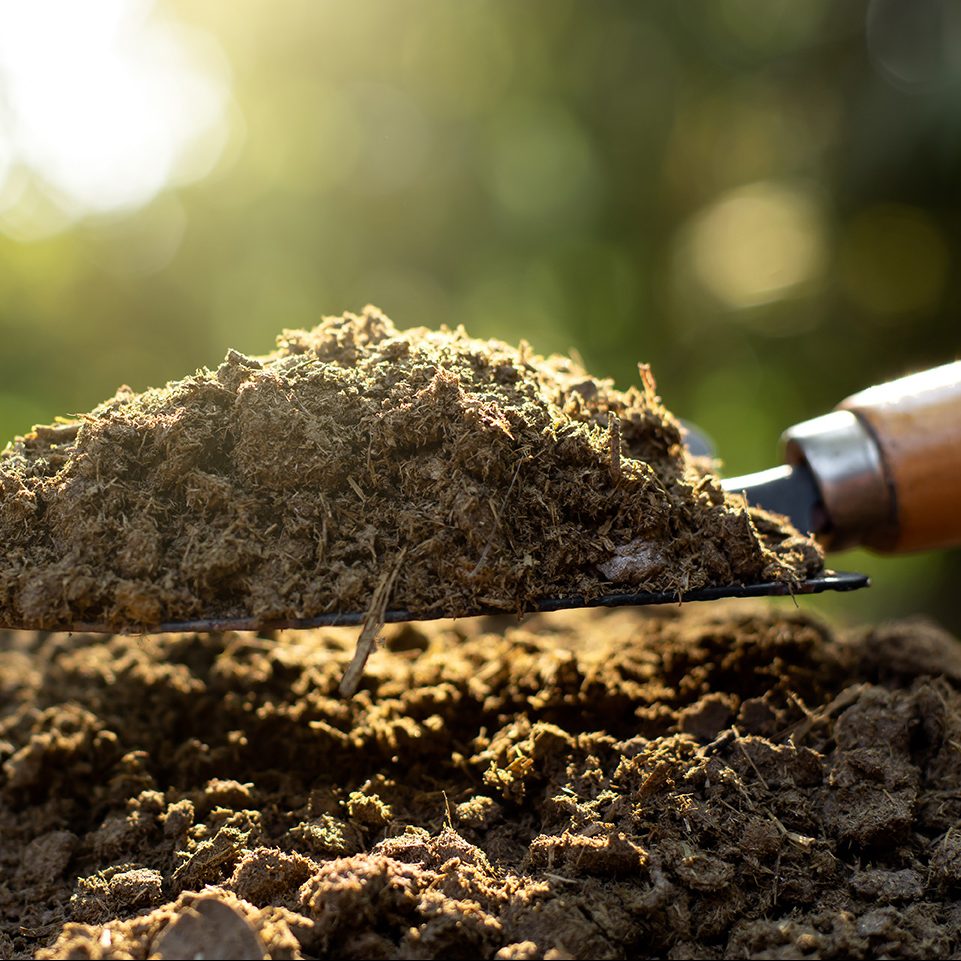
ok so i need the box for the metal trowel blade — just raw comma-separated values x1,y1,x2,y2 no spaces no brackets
37,570,869,635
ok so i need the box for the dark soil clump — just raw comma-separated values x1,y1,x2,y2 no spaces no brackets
0,307,819,631
3,605,961,959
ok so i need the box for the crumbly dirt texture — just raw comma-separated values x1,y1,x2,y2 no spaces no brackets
4,605,961,959
0,306,819,631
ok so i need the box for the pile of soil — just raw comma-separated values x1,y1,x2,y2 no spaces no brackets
0,307,819,631
3,604,961,959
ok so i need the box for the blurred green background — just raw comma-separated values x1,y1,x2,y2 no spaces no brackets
0,0,958,628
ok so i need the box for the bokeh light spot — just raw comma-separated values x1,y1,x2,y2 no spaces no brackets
684,181,825,311
867,0,961,89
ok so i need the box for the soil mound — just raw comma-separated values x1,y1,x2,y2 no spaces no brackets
3,605,961,959
0,307,819,631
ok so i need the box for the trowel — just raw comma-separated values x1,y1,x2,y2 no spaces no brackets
723,359,961,549
55,360,956,634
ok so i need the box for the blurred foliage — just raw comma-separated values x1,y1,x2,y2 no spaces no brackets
0,0,958,628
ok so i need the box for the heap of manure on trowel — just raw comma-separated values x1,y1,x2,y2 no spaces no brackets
0,306,820,648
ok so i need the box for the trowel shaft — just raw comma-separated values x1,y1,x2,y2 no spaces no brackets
723,361,961,553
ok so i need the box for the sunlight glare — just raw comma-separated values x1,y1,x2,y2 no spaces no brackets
0,0,229,234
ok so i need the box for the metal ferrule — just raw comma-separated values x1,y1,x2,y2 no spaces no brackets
781,410,894,551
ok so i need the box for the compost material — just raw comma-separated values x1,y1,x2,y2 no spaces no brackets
3,604,961,959
0,307,820,631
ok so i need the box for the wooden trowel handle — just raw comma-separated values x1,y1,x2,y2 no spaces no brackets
837,362,961,553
